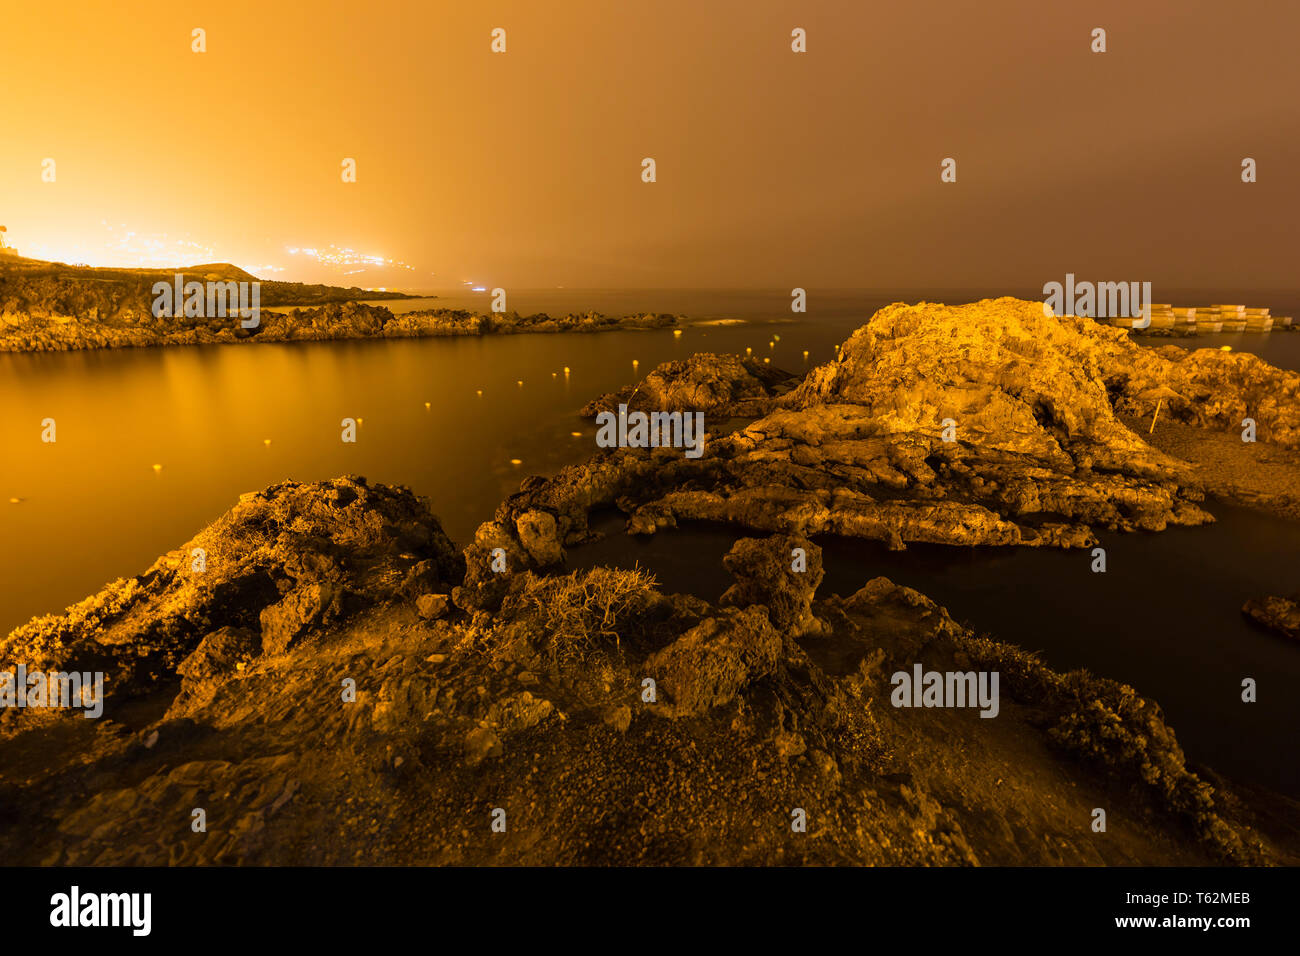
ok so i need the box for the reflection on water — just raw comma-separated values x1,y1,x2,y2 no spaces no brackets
0,312,870,633
379,289,1300,376
1136,329,1300,371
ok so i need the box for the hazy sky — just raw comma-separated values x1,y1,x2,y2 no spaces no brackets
3,0,1297,291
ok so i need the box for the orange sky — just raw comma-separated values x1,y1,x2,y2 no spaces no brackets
2,0,1298,291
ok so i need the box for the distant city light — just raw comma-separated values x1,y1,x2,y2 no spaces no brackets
285,245,414,271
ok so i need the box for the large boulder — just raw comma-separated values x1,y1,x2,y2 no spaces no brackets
719,534,824,636
580,352,798,418
643,606,783,716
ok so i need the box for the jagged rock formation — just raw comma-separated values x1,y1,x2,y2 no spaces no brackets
1126,345,1300,448
795,299,1299,449
1242,592,1300,642
0,477,462,728
579,352,799,418
458,298,1300,608
719,533,825,637
1,481,1290,865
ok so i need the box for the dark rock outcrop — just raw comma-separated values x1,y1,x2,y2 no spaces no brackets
0,475,462,725
580,352,798,418
719,534,825,637
1242,593,1300,642
643,605,783,717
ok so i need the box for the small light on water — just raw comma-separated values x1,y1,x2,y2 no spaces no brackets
673,329,682,337
563,366,571,376
570,431,582,438
774,334,780,342
802,350,809,360
1220,346,1233,352
509,458,522,466
517,380,523,387
424,402,431,410
152,464,162,473
263,439,272,446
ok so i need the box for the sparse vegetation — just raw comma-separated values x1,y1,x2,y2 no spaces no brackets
516,565,659,665
958,632,1257,862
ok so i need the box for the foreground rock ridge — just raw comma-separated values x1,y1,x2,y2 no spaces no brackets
3,298,1298,866
2,476,1293,866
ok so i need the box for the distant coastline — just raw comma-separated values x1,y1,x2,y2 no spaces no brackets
0,257,676,352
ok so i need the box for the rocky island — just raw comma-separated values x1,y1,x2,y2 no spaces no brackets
472,297,1300,579
1243,592,1300,642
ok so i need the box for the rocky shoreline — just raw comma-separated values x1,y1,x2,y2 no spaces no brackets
2,296,1297,866
0,299,679,353
461,299,1300,605
1,475,1292,865
0,258,678,352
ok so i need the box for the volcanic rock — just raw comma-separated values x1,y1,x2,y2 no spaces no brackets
1242,593,1300,642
